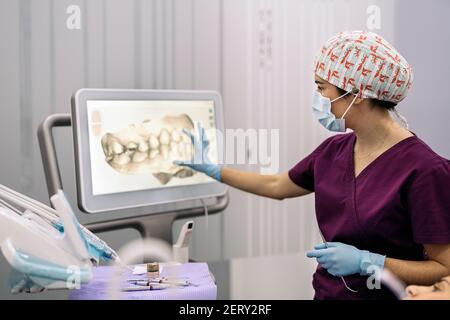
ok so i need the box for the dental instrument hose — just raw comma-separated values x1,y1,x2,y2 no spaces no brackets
200,198,209,262
319,230,358,293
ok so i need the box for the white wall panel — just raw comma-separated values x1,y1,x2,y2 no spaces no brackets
104,0,134,88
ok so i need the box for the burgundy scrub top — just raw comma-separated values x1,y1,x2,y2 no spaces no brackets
288,132,450,300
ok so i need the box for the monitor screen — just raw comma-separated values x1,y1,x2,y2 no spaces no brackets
87,100,218,196
71,89,227,213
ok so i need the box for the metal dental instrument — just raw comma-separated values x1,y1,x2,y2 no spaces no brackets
318,229,358,293
122,283,170,291
127,277,190,287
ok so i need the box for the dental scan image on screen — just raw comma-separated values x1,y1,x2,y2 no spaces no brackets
86,100,219,196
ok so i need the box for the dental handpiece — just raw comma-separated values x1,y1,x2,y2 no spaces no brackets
127,278,190,286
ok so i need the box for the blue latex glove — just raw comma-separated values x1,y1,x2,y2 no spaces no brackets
173,122,222,181
306,242,386,277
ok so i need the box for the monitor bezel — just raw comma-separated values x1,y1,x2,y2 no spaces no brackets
71,88,228,214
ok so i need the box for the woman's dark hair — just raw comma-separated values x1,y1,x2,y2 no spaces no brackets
336,87,397,111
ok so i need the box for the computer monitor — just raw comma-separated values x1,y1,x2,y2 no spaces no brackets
71,89,227,213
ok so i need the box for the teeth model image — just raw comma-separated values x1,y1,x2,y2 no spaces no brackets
101,113,196,185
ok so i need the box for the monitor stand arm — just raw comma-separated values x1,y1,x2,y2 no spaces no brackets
83,201,228,243
37,114,228,244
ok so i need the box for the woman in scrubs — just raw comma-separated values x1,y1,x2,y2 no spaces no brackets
174,31,450,299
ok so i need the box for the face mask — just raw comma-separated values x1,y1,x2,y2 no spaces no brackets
312,89,359,132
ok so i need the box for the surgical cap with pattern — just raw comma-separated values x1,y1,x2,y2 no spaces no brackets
314,31,413,104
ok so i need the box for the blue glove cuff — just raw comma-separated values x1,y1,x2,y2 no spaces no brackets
210,164,223,182
359,250,386,276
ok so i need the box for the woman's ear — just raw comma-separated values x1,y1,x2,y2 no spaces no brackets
350,88,363,105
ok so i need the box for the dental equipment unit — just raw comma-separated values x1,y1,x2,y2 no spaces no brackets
0,183,120,293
